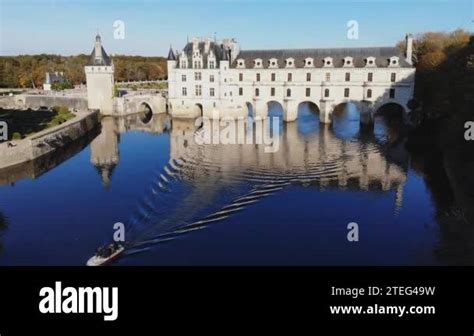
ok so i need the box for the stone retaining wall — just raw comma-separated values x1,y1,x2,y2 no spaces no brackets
0,110,99,170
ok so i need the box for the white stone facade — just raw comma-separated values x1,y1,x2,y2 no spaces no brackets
168,35,416,124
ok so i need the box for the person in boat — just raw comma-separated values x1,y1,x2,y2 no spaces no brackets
96,242,123,258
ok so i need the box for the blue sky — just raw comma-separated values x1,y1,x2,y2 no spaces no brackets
0,0,472,56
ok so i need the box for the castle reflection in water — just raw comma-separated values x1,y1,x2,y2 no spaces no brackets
89,111,408,214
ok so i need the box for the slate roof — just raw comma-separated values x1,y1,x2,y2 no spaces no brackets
45,72,65,84
167,47,177,61
231,46,411,68
179,41,229,68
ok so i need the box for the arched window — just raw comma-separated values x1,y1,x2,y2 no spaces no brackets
287,88,291,97
324,88,330,98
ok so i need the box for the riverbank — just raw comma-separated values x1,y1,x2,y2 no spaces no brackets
0,109,99,170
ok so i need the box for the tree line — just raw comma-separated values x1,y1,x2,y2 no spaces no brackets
0,54,167,88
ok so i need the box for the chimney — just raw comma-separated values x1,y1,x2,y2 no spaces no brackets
405,33,413,66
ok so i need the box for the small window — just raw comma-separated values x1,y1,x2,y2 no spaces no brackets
210,88,215,97
324,88,330,98
181,61,186,68
271,73,276,81
271,87,275,96
367,89,372,98
325,73,331,82
306,73,311,82
389,88,395,98
182,74,187,82
255,88,259,97
391,73,396,82
288,73,292,82
209,61,215,69
239,87,243,96
286,88,291,97
182,87,187,96
345,72,350,82
368,73,373,82
256,73,260,82
344,88,350,98
239,73,243,82
195,72,202,81
306,88,310,97
195,85,202,96
210,75,214,82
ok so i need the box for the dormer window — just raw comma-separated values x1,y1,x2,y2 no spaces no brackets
285,58,295,68
269,58,278,68
343,57,354,67
254,58,263,68
388,56,399,67
304,58,314,67
237,59,245,68
323,57,333,67
365,57,377,67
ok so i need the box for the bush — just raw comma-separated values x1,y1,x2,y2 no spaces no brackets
12,132,22,140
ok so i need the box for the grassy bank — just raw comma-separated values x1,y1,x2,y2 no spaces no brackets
0,106,75,141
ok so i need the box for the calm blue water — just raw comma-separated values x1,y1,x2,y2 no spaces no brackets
0,104,451,265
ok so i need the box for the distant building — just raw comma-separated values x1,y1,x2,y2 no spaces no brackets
84,34,115,115
43,72,66,91
167,35,416,124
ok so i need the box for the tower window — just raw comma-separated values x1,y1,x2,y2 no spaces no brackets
288,73,292,82
182,74,187,82
210,88,215,97
287,88,291,97
368,72,373,82
344,88,350,98
389,88,395,98
182,87,187,96
209,61,215,69
306,88,311,97
367,89,372,98
391,73,396,82
271,73,276,81
345,72,350,81
256,73,260,82
239,73,243,81
325,73,331,82
271,87,275,96
195,85,202,96
324,88,330,98
306,73,311,82
210,75,214,82
239,87,243,96
195,72,202,81
255,88,259,97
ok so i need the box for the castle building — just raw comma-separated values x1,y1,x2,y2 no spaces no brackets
85,34,115,115
43,72,66,91
167,35,416,124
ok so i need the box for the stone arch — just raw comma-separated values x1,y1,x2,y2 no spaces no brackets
194,103,203,117
138,102,153,124
245,101,254,117
297,101,321,135
266,100,285,119
374,102,406,131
